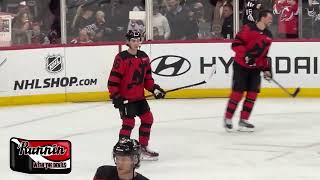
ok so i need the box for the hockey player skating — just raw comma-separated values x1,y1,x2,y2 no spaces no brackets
223,10,273,132
93,138,149,180
108,30,165,160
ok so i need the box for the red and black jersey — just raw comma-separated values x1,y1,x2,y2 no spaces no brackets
108,50,155,102
93,165,149,180
273,0,298,35
232,23,273,71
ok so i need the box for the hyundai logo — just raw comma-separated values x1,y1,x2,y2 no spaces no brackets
151,55,191,77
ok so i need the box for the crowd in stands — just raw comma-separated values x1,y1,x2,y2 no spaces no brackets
0,0,320,46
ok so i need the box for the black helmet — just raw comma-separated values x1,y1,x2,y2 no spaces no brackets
125,30,142,41
113,138,141,168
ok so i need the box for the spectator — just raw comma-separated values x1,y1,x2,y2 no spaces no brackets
221,3,233,39
31,21,50,44
307,0,320,37
185,0,215,22
70,28,93,44
48,0,61,43
153,1,171,40
0,18,9,32
165,0,198,40
243,0,263,25
127,0,145,34
102,0,130,41
71,4,95,33
211,0,232,37
191,2,212,39
12,12,32,45
273,0,299,38
16,1,33,20
85,11,112,42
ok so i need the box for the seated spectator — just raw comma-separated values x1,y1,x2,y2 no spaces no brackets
85,10,112,42
273,0,299,38
153,1,171,40
31,21,50,44
221,3,233,39
12,12,32,45
70,28,93,44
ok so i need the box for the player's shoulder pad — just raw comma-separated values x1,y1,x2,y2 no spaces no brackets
246,22,257,30
118,51,130,60
137,50,148,58
94,165,115,179
264,29,273,38
136,173,150,180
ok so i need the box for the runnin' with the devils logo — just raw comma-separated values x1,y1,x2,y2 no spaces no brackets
10,137,71,174
18,141,66,156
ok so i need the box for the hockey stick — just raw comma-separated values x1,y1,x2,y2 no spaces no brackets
122,65,217,104
145,64,217,98
270,79,300,98
144,80,207,98
0,58,7,67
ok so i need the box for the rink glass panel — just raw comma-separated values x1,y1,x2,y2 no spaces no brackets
2,0,320,48
0,0,60,46
66,0,145,43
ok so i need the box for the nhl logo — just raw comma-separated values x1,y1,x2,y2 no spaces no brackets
46,55,63,73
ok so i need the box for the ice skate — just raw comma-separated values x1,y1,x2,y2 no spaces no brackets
141,146,159,161
223,118,233,132
238,120,255,132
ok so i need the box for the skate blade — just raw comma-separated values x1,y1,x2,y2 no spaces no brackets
141,155,158,161
238,126,255,132
224,127,234,133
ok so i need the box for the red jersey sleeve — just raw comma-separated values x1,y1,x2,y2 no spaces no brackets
143,56,155,92
262,52,271,71
108,54,125,98
231,25,251,59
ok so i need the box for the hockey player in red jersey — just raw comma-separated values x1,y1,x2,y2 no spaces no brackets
93,138,149,180
223,10,273,132
108,30,165,160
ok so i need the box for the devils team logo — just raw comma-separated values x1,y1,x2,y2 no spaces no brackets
46,55,63,73
279,6,296,22
10,137,71,174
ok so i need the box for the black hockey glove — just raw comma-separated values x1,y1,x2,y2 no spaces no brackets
153,84,166,99
112,94,124,109
244,53,255,66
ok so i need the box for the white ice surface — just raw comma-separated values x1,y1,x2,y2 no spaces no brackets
1,98,320,180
